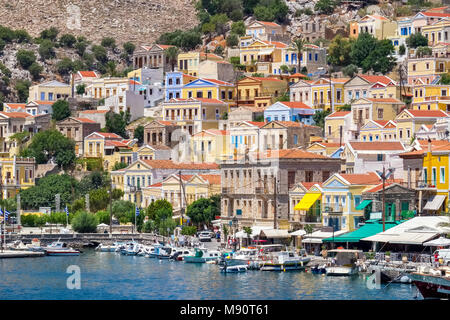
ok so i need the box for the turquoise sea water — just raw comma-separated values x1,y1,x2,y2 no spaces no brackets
0,249,420,300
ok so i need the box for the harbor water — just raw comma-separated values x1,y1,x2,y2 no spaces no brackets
0,249,420,300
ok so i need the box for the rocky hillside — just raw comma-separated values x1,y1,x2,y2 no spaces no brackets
0,0,198,45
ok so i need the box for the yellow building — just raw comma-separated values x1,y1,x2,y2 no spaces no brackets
239,39,286,75
86,77,129,99
359,120,398,142
190,129,230,163
349,15,397,40
178,52,223,77
320,172,382,232
162,98,229,135
28,80,71,102
324,111,351,143
412,84,450,112
408,57,450,85
422,18,450,47
181,78,235,103
236,76,288,108
0,156,35,199
395,109,449,144
290,182,323,227
351,98,405,126
307,142,343,157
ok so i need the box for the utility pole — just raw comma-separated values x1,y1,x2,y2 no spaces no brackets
382,166,386,232
179,170,184,227
273,174,277,230
339,125,343,147
109,178,113,235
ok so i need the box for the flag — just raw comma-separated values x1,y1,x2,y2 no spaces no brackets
0,208,3,216
4,210,10,220
65,205,69,216
135,207,140,217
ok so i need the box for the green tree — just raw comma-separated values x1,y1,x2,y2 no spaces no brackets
406,32,428,48
112,162,128,171
165,46,180,72
92,45,108,63
40,27,59,41
14,29,31,43
158,218,177,236
101,37,116,49
28,62,43,80
19,174,78,210
315,0,337,14
78,171,109,195
112,200,136,223
254,6,274,21
351,33,396,74
134,125,144,144
59,34,77,47
76,84,86,95
15,79,31,102
75,40,88,56
146,200,173,222
312,109,331,129
210,14,229,36
231,21,246,36
439,73,450,85
289,37,309,74
181,225,197,236
9,131,31,154
214,45,224,56
399,44,406,56
89,188,109,212
123,42,136,55
342,64,358,78
38,40,56,60
186,195,220,226
415,46,432,58
328,35,353,67
105,111,130,138
16,50,36,69
243,226,252,245
95,210,110,224
21,129,76,169
56,58,74,75
52,100,71,121
71,211,98,233
226,34,239,47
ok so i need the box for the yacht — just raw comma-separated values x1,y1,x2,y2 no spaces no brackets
325,249,363,276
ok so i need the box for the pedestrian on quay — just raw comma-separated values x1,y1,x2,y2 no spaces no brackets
433,252,440,268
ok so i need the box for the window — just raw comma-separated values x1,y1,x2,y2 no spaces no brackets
377,154,383,161
354,195,361,208
432,167,437,185
293,134,298,145
378,108,384,119
440,167,445,184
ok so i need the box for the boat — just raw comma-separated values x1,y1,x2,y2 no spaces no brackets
121,242,141,255
183,248,221,263
96,242,123,252
325,249,363,276
148,244,164,258
156,246,174,259
409,266,450,299
220,264,248,273
170,248,194,261
226,247,259,266
260,250,310,271
311,264,327,274
44,240,80,256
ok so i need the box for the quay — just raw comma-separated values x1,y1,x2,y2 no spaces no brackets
0,250,45,259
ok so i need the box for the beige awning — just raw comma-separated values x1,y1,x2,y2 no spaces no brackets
423,195,446,211
260,229,290,238
258,49,274,56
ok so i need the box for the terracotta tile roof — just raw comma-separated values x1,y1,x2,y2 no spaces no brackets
289,73,308,78
105,140,130,148
279,101,312,109
421,12,450,17
74,117,97,123
261,40,287,48
0,111,31,118
262,148,331,160
273,121,304,128
92,132,123,139
255,21,281,27
299,181,322,190
407,110,448,117
373,120,389,126
199,52,223,59
365,98,404,104
417,140,450,148
349,141,405,151
245,77,284,82
246,121,266,128
156,120,179,126
79,109,109,114
340,172,381,185
399,149,426,157
141,160,219,170
358,74,394,85
156,44,175,49
364,180,405,193
194,98,226,104
366,14,389,21
313,142,343,148
78,71,98,78
198,174,221,185
4,103,26,109
31,100,54,105
148,182,162,188
203,78,234,86
326,111,351,118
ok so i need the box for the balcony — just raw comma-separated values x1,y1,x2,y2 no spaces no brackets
423,96,450,102
323,203,343,214
222,187,235,195
415,180,437,189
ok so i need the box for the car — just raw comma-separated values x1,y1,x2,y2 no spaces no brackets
199,232,212,242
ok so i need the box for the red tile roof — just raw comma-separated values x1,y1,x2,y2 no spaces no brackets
372,120,389,127
289,73,308,78
261,40,287,48
358,74,394,85
245,77,284,82
0,111,31,118
326,111,351,118
279,101,312,109
339,172,381,185
203,78,234,86
74,117,97,123
79,109,109,114
262,148,331,160
364,180,405,193
141,160,219,170
198,174,221,185
246,121,266,128
349,141,405,151
255,21,281,27
365,98,404,104
407,110,448,117
4,103,26,109
78,71,98,78
421,12,450,17
92,132,123,139
105,140,130,148
194,98,226,104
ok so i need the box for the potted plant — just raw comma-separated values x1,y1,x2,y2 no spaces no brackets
385,251,391,262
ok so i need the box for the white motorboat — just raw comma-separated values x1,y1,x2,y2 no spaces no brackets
184,248,221,263
96,242,123,252
228,247,259,266
220,264,248,273
121,242,141,255
44,240,80,256
170,248,194,261
260,250,310,271
325,249,363,276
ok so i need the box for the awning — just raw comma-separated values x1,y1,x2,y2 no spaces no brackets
289,229,306,237
322,221,399,243
301,230,348,244
260,229,290,239
423,195,446,211
294,193,321,211
258,49,274,55
235,226,272,239
423,237,450,247
356,199,372,210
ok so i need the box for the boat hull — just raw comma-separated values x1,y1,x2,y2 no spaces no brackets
409,273,450,299
220,265,248,273
46,250,80,256
326,266,358,276
184,257,218,263
260,263,306,271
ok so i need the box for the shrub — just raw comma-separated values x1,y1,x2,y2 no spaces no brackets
101,37,116,49
29,62,43,80
21,214,39,227
52,100,71,121
15,79,31,102
92,45,108,63
59,34,77,47
181,225,197,236
75,40,88,56
40,27,59,41
226,34,239,47
95,210,110,224
71,211,99,233
112,162,128,171
39,40,56,60
14,29,31,43
56,57,74,75
76,84,86,95
123,41,136,55
16,50,36,69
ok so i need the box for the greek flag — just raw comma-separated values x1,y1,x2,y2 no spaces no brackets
65,205,69,217
4,210,10,220
135,207,140,217
0,208,3,216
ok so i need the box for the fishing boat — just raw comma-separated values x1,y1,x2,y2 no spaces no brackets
44,240,80,256
260,250,310,271
95,242,123,252
311,264,327,274
170,248,194,261
325,249,363,276
226,248,259,266
148,244,164,258
409,266,450,299
156,246,174,259
121,242,141,256
183,248,221,263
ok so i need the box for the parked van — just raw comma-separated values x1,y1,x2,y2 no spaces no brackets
433,249,450,266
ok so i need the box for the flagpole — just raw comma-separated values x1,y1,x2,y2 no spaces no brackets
134,205,137,234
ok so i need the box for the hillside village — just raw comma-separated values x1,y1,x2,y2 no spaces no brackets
1,0,450,250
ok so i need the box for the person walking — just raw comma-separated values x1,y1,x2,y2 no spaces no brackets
433,252,440,268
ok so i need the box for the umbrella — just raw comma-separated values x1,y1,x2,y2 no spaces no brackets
423,237,450,247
